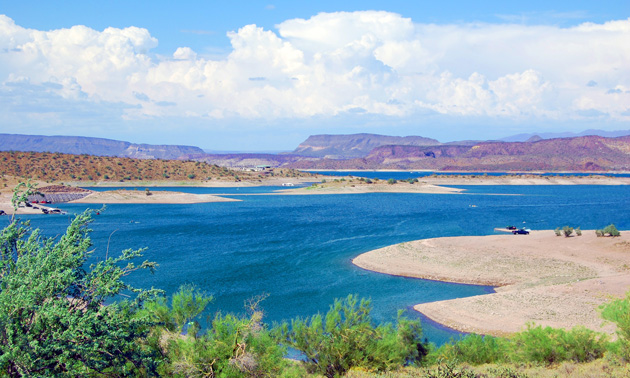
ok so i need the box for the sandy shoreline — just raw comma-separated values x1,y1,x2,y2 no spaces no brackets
353,231,630,337
70,190,240,204
275,182,464,195
0,189,238,215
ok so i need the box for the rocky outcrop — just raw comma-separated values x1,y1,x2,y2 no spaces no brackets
292,133,440,158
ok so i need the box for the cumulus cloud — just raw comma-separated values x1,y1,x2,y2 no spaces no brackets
0,12,629,131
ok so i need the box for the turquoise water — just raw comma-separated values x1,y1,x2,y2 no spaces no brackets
12,185,630,345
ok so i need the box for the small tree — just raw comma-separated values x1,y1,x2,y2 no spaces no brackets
387,178,397,185
554,228,562,236
146,290,290,377
145,188,152,196
275,295,426,378
576,227,582,236
0,208,161,376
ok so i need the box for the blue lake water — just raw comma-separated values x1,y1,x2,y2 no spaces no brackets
10,185,630,345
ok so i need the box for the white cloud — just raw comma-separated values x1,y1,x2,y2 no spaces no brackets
0,12,629,133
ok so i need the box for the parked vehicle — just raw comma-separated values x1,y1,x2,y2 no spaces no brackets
513,228,530,235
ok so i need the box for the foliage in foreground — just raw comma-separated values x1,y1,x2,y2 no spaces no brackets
144,287,298,377
430,324,608,367
0,209,161,377
274,295,427,378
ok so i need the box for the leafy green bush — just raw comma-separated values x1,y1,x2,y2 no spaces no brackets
575,227,582,236
554,228,562,236
387,178,397,185
604,224,621,237
510,324,607,364
146,289,292,377
563,226,574,237
601,291,630,361
0,209,161,376
274,295,426,378
431,334,507,365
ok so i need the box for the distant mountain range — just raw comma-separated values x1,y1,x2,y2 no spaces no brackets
499,129,630,142
2,130,630,172
288,135,630,171
0,133,204,160
291,133,440,158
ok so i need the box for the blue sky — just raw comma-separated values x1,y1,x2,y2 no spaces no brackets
1,1,629,150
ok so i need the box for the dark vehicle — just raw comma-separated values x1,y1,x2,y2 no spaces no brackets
512,229,530,235
506,225,517,230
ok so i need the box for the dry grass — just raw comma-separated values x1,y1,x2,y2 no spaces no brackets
344,358,630,377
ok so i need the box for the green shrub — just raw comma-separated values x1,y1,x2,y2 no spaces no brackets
554,228,562,236
509,324,607,364
601,291,630,360
146,289,290,377
275,295,426,378
603,224,621,237
563,226,574,237
0,207,161,376
387,178,397,185
431,334,507,365
596,229,603,237
576,227,582,236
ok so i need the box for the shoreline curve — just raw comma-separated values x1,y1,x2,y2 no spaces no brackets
352,231,630,337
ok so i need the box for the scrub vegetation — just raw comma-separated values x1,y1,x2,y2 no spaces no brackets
1,183,629,377
0,151,311,184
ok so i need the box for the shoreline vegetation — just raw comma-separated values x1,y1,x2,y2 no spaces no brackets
352,231,630,337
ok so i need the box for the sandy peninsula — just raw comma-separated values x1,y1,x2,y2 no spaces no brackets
276,182,464,195
70,189,239,204
353,231,630,336
0,187,238,215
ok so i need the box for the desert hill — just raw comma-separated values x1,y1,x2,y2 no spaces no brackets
0,151,311,185
0,133,204,160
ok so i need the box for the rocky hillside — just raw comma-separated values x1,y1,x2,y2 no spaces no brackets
181,153,311,169
288,136,630,171
0,134,205,160
291,133,440,158
0,151,312,184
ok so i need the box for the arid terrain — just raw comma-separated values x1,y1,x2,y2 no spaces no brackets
353,231,630,336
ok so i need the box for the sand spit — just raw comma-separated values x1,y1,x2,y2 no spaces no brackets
352,231,630,336
275,183,464,195
70,190,239,204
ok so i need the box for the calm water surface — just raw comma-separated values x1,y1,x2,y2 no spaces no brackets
13,185,630,344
